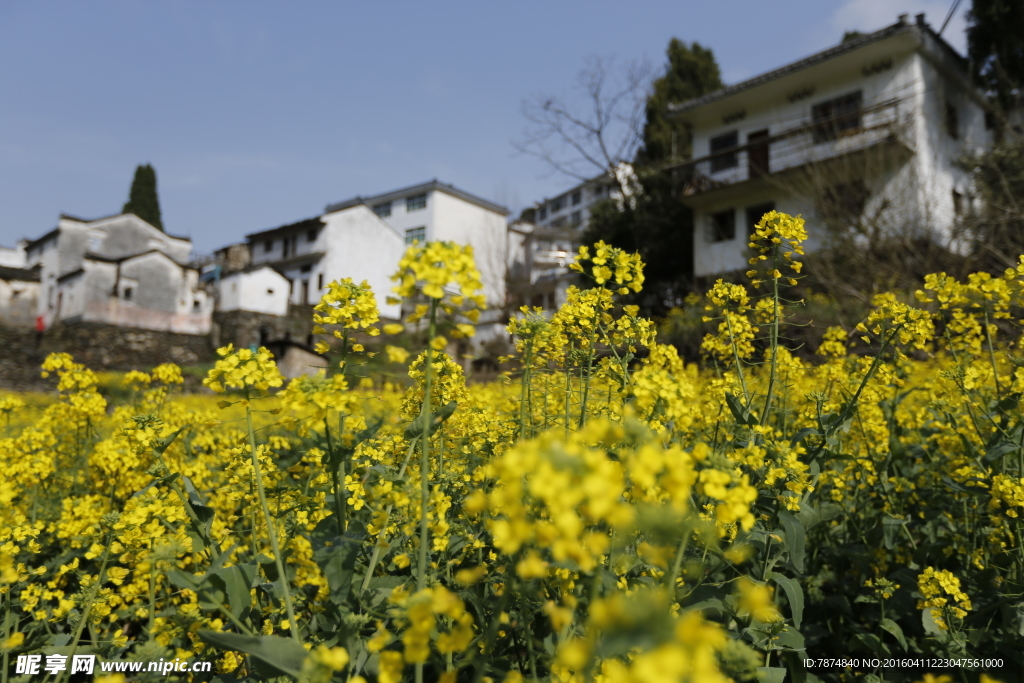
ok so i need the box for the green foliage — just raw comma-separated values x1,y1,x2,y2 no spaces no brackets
586,39,723,314
967,0,1024,109
635,39,723,167
962,135,1024,269
123,163,164,231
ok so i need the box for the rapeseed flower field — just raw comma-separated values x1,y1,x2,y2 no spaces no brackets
1,213,1021,682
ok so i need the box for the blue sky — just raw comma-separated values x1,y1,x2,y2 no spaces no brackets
0,0,969,254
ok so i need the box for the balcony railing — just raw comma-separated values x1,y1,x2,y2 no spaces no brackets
666,97,910,196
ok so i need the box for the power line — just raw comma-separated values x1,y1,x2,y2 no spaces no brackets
938,0,963,36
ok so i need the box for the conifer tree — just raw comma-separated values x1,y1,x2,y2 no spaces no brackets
122,164,164,231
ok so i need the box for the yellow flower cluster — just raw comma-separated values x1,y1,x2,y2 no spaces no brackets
390,240,485,305
746,210,806,286
203,344,285,394
312,277,381,354
917,567,972,629
570,240,645,295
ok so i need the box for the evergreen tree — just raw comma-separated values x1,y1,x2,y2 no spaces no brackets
967,0,1024,111
122,164,164,231
635,40,723,167
585,39,723,314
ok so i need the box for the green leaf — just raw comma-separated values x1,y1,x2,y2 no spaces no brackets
313,528,365,606
778,511,806,573
881,517,904,550
984,440,1020,463
209,564,258,619
197,631,307,679
725,393,758,426
852,632,884,655
404,401,458,439
880,618,907,652
772,574,804,629
756,667,787,683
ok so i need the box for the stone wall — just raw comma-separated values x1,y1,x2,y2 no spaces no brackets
213,304,317,350
0,320,216,390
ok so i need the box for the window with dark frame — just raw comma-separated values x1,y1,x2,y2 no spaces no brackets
538,206,547,221
406,194,427,211
264,240,274,253
811,91,863,143
405,226,426,244
300,264,311,273
710,131,739,172
745,202,776,236
307,228,318,242
945,101,959,139
551,197,565,212
317,273,324,290
373,202,392,218
123,287,133,300
708,209,736,242
953,190,965,216
571,191,582,205
570,211,582,227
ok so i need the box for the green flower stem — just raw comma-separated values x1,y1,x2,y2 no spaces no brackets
245,397,300,643
418,298,438,594
578,326,598,428
359,441,418,595
324,418,346,536
54,538,111,683
761,251,781,426
519,338,535,441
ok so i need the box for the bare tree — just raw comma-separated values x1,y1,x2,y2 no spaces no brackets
515,56,654,194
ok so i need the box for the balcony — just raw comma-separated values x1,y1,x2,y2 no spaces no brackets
532,249,572,267
669,98,914,206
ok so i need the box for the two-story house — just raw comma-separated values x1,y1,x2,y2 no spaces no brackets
24,213,211,334
241,207,405,319
325,180,509,311
511,169,626,311
668,13,992,279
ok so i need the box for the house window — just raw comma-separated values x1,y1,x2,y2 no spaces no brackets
193,300,201,311
317,273,324,290
571,191,582,206
282,238,290,258
373,201,392,218
570,211,582,227
594,185,604,196
538,206,548,221
952,190,963,215
710,131,739,172
300,264,312,273
945,101,959,139
707,209,736,242
301,281,309,303
406,226,426,244
267,288,274,295
123,287,133,300
551,217,567,228
264,240,274,253
745,203,776,236
812,90,863,143
407,194,427,211
551,197,565,212
307,228,318,242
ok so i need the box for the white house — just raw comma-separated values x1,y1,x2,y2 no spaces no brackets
668,13,993,278
325,180,510,310
215,265,291,317
23,213,212,334
244,205,406,319
0,265,39,327
511,168,628,311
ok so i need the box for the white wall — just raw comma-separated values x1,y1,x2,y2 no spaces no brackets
319,205,405,319
220,267,291,316
429,191,508,307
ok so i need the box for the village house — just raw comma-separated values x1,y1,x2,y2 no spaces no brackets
324,180,510,312
23,213,212,334
509,170,625,312
666,13,993,279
